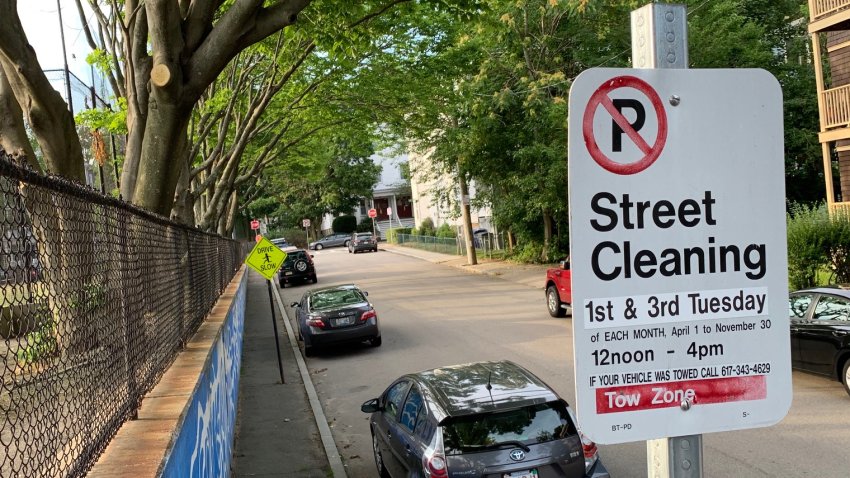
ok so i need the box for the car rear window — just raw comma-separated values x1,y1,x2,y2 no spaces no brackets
284,251,307,263
310,289,367,310
441,401,577,455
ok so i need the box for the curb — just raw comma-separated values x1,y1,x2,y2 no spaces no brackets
271,284,348,478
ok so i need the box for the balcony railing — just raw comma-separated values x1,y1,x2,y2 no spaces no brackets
810,0,850,21
821,84,850,130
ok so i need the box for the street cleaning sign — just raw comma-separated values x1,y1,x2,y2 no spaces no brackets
245,236,287,280
568,68,791,444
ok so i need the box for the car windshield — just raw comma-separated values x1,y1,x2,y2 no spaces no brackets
310,289,367,311
441,401,576,455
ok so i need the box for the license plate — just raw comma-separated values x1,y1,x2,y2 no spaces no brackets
285,271,293,276
504,470,537,478
333,317,353,326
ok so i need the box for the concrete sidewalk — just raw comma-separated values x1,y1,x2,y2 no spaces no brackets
231,244,553,477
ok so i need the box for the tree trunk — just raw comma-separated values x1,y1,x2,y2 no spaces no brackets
542,209,553,262
458,172,477,265
0,64,38,166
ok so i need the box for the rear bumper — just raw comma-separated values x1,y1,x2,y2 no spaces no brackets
306,319,379,346
351,243,377,251
587,459,610,478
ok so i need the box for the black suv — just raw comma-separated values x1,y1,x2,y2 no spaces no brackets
361,361,609,478
278,248,317,288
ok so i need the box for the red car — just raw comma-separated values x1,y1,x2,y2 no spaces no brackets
545,259,572,317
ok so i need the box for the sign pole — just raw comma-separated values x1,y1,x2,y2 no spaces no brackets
266,278,286,384
631,4,701,477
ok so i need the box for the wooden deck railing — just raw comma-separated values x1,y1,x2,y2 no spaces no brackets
810,0,850,21
822,84,850,130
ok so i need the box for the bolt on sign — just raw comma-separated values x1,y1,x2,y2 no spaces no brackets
245,236,287,280
567,68,791,444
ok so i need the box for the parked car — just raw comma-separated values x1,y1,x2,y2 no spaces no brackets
290,284,381,356
789,288,850,396
309,233,350,250
270,237,290,248
361,360,608,478
545,258,572,317
348,232,378,253
278,248,317,287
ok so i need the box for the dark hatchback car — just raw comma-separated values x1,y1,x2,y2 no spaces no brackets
291,284,381,356
789,288,850,396
348,232,378,253
278,248,317,288
361,361,609,478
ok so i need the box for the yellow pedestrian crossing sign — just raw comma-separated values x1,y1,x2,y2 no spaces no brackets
245,236,287,280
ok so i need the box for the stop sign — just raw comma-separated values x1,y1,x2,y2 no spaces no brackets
250,219,260,230
368,208,377,218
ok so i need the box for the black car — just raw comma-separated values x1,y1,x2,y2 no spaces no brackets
789,288,850,396
278,248,316,287
361,361,609,478
290,284,381,356
348,232,378,253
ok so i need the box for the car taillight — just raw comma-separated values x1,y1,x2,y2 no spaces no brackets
307,316,326,328
423,426,448,477
360,310,377,323
580,432,598,472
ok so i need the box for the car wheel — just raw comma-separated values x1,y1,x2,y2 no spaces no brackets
370,336,382,347
372,432,389,478
547,286,566,317
316,244,324,250
311,275,318,284
842,360,850,397
280,279,287,289
344,240,351,247
348,248,352,253
304,345,314,357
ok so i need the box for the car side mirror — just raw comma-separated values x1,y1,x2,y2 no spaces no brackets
363,291,369,296
291,302,299,308
560,260,570,270
310,254,315,258
361,398,381,413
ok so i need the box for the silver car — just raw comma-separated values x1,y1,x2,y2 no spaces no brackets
309,233,350,250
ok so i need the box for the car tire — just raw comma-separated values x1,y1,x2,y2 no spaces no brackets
842,360,850,397
372,432,390,478
304,345,314,357
344,240,351,248
311,275,318,284
547,286,566,318
280,279,287,289
348,248,352,253
370,336,382,347
316,244,324,250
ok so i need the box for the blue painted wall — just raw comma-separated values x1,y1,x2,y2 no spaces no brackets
161,272,247,477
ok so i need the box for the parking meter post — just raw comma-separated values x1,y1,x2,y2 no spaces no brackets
266,279,285,384
629,4,701,478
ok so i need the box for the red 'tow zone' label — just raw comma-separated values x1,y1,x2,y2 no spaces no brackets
595,375,767,414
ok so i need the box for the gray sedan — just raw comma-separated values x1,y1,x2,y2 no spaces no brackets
309,233,350,250
291,284,381,356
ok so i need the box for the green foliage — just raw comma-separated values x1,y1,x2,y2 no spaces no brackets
16,319,56,365
418,218,436,237
75,97,128,134
332,215,357,233
435,223,456,238
787,203,829,289
356,220,374,233
385,227,412,243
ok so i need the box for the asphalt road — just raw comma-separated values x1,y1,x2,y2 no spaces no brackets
278,246,850,478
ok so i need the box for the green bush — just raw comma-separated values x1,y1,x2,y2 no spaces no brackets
787,203,832,289
332,215,357,233
356,220,374,233
418,218,436,237
386,227,412,243
16,319,56,365
435,223,456,238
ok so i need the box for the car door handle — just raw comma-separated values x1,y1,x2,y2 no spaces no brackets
405,444,412,455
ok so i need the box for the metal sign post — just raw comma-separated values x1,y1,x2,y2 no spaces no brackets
631,5,699,477
567,4,790,478
245,237,288,384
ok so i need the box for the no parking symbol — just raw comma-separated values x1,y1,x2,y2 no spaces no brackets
582,75,667,175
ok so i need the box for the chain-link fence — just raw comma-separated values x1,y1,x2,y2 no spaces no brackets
0,151,244,477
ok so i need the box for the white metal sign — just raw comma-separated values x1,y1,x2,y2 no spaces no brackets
568,68,790,444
